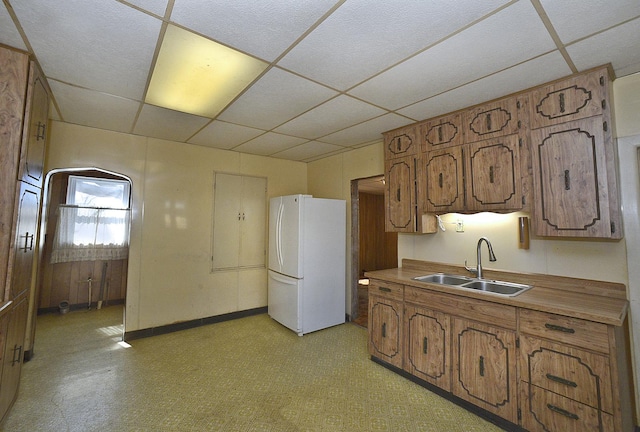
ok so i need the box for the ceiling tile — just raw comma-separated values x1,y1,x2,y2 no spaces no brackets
349,1,556,110
566,18,640,78
274,95,386,139
320,113,412,147
278,0,510,90
169,0,339,61
271,141,346,162
0,4,26,50
10,0,161,100
188,120,265,150
540,0,640,43
232,132,307,156
398,51,573,120
217,67,338,130
134,104,210,142
123,0,170,17
48,80,140,133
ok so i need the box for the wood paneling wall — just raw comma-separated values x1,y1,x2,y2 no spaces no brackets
358,192,397,277
38,172,128,311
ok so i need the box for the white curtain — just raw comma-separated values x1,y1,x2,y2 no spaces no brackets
51,205,131,264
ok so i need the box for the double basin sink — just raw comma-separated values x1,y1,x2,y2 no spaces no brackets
413,273,532,297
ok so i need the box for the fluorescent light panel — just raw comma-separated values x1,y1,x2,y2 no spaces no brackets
146,25,268,118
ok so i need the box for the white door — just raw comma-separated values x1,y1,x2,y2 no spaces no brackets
268,270,302,335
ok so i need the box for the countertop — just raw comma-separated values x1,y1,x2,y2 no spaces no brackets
365,259,629,326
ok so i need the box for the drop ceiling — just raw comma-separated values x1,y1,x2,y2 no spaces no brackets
1,0,639,162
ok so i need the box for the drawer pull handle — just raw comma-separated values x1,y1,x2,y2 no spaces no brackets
423,337,428,354
378,287,392,293
438,173,443,188
547,403,579,421
489,166,494,183
381,322,386,338
544,323,575,334
396,187,401,202
546,373,577,388
479,356,485,377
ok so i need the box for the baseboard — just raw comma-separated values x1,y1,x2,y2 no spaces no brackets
370,356,526,432
123,306,268,341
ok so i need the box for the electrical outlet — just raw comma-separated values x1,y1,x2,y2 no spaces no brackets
456,219,464,232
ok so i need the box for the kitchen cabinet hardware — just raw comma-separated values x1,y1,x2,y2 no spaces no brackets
36,121,45,140
11,345,22,366
546,373,577,388
378,287,391,293
381,322,386,338
564,170,570,190
544,323,575,334
479,355,485,376
547,403,579,421
422,337,428,354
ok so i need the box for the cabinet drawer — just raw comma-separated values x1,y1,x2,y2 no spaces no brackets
369,280,403,301
405,285,516,329
520,383,614,432
519,336,613,414
463,95,521,143
519,309,610,353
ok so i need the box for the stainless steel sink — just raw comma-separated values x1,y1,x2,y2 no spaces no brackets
413,273,532,297
413,273,472,286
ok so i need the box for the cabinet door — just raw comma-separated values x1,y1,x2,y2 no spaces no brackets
383,126,417,160
239,176,266,268
530,67,607,129
420,113,463,152
368,295,403,368
19,64,49,188
404,304,450,390
8,183,40,301
464,96,521,143
530,117,614,238
452,318,517,422
384,156,416,232
421,147,464,213
0,47,29,302
0,297,28,420
465,134,522,211
212,173,266,270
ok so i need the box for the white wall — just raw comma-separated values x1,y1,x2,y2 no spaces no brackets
45,121,307,332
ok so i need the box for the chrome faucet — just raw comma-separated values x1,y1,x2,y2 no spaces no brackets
465,237,497,279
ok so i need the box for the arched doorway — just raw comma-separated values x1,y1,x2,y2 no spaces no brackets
27,167,132,357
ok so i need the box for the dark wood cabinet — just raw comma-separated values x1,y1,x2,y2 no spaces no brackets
368,281,403,368
384,156,417,232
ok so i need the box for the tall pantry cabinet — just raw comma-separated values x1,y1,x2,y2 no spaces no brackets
0,45,50,421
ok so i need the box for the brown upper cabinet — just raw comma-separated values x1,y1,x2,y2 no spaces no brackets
383,64,622,240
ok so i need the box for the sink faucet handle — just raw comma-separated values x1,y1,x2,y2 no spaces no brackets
464,260,478,276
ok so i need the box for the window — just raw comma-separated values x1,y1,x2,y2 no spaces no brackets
51,176,131,264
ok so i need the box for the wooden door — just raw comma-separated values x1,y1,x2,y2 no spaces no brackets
420,113,463,152
421,148,464,213
0,297,28,420
19,64,49,188
404,304,450,390
384,156,416,232
368,295,403,368
530,117,613,238
8,183,40,301
383,126,417,160
452,318,517,422
465,135,522,211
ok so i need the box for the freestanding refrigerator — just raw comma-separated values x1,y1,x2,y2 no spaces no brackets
268,194,346,336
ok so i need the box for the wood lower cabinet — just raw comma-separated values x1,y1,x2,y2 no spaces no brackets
452,318,518,423
0,297,28,418
519,309,632,432
404,304,450,390
367,266,633,432
368,281,403,368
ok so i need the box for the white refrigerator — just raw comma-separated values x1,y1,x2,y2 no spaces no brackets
268,194,346,336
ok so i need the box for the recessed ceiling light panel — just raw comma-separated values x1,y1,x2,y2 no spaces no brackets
146,25,268,118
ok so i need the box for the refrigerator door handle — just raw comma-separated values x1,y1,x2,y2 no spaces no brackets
276,202,284,269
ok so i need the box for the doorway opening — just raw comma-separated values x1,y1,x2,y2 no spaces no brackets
32,167,131,353
350,175,398,328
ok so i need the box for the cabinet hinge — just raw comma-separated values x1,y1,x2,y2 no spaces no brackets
522,196,525,206
517,408,522,421
518,138,523,147
611,222,616,234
